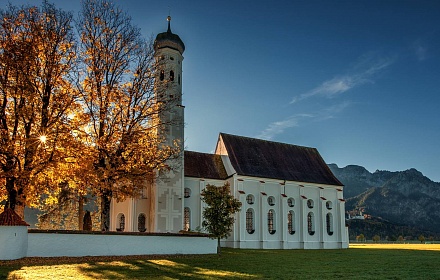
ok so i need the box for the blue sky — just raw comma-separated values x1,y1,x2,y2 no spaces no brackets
7,0,440,182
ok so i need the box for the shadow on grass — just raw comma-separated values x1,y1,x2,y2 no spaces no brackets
2,247,440,279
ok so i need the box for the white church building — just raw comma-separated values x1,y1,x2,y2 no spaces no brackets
111,17,348,249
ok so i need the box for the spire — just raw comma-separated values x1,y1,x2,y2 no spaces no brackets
167,16,172,33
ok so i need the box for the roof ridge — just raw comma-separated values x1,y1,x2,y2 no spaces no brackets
219,132,316,150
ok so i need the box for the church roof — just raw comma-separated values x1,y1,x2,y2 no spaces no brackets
0,208,30,226
154,16,185,55
219,133,344,186
184,151,229,180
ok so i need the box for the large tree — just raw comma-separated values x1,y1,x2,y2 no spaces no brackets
77,0,181,231
201,182,242,255
0,2,78,216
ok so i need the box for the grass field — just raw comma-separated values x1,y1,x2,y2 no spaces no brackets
1,244,440,279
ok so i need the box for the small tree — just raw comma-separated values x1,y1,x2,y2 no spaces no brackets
356,233,365,242
418,235,425,243
398,235,404,243
201,182,241,255
372,235,380,242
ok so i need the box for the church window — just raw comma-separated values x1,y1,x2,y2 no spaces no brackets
170,56,174,60
287,197,295,207
307,212,315,235
326,201,333,210
288,210,295,235
326,213,333,235
246,194,254,205
184,188,191,198
178,74,181,85
268,210,276,234
267,196,275,206
170,70,174,81
117,213,125,231
246,208,255,234
184,207,191,231
138,213,146,232
307,199,314,209
160,70,164,81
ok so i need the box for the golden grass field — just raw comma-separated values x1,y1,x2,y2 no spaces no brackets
350,242,440,251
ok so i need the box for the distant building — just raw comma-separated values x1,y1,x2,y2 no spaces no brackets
110,17,348,249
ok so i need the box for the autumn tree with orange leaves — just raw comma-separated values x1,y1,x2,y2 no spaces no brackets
0,2,80,217
77,0,181,231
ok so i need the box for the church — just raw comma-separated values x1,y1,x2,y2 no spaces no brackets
110,17,349,249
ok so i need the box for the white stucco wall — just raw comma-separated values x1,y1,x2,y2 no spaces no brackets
27,232,216,257
0,226,28,260
226,176,348,249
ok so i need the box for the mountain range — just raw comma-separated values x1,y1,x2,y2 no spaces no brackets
328,164,440,238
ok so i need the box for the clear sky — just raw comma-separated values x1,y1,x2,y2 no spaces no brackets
6,0,440,182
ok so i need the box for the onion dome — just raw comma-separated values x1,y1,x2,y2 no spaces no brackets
154,16,185,55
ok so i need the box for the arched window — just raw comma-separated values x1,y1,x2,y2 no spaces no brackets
307,212,315,235
268,210,276,234
326,201,333,210
287,210,295,235
138,213,146,232
184,188,191,198
117,213,125,231
326,213,333,236
170,70,174,81
246,194,254,205
307,199,314,209
267,196,275,206
184,207,191,231
287,197,295,207
246,208,255,234
160,70,164,81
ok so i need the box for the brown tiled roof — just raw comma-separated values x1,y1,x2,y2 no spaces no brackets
0,208,30,226
184,151,228,180
219,133,343,186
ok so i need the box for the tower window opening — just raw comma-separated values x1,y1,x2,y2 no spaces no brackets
178,75,181,85
170,70,174,81
160,70,164,81
170,56,174,60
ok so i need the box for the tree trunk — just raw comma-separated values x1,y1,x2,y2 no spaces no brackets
78,196,84,230
100,190,111,231
217,237,221,255
5,177,17,210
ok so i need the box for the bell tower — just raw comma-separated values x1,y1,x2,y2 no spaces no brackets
152,16,185,232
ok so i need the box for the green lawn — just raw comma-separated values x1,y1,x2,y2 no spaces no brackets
1,244,440,279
